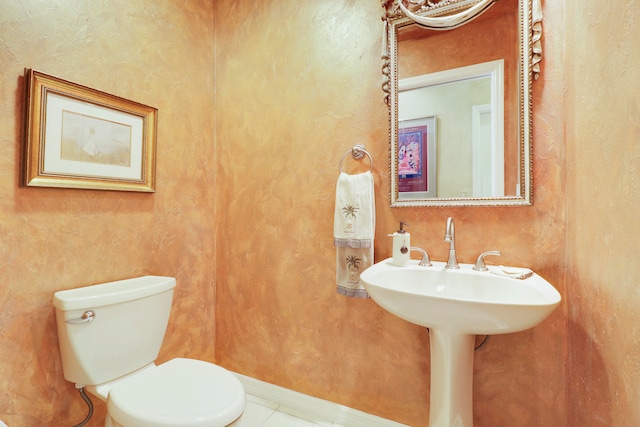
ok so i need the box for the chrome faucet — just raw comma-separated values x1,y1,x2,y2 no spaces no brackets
444,217,459,269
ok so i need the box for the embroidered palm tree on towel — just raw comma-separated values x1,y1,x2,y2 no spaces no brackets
342,204,359,234
345,254,362,284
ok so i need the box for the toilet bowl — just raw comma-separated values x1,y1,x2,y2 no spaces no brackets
53,276,245,427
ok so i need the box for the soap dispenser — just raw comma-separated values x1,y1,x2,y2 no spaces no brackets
390,222,410,267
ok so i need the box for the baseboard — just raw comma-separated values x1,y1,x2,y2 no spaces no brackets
233,372,409,427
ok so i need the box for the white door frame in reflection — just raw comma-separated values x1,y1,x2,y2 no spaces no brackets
397,59,504,200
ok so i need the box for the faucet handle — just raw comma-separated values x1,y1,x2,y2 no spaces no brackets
410,247,432,267
473,250,501,271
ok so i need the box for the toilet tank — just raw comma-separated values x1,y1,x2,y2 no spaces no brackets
53,276,176,386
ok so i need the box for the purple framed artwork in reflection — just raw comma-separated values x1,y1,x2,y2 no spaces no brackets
398,125,429,193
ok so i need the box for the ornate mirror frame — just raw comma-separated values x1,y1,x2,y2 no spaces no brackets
383,0,543,207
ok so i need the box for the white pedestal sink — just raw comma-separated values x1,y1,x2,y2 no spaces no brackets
360,259,561,427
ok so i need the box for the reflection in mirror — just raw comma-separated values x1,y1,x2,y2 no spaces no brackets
385,0,541,207
398,60,504,199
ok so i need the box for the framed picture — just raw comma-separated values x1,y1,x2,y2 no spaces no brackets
23,69,157,192
397,116,437,199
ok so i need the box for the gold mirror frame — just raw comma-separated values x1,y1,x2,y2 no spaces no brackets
383,0,542,207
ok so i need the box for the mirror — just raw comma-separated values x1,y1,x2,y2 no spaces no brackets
384,0,542,207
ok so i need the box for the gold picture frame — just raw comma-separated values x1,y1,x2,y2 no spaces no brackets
23,69,157,192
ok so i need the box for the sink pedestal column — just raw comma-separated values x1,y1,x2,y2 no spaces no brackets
429,330,476,427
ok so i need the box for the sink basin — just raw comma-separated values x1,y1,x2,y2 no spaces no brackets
360,258,561,335
360,258,561,426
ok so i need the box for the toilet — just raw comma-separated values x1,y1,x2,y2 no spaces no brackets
53,276,246,427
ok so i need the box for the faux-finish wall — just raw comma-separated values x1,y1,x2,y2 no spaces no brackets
0,2,216,426
565,1,640,425
214,1,566,426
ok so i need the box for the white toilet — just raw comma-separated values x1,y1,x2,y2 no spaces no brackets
53,276,246,427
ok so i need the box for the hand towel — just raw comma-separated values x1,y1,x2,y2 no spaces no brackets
334,171,375,298
336,246,373,298
334,172,375,248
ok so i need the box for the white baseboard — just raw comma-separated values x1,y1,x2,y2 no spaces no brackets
233,372,410,427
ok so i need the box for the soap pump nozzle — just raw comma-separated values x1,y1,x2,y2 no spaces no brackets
397,222,408,254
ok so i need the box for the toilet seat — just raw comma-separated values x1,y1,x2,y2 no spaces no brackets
107,358,246,427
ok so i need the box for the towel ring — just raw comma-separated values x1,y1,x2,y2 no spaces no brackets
339,144,373,173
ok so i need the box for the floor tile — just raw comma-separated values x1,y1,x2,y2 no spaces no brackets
261,410,329,427
229,400,277,427
276,405,333,426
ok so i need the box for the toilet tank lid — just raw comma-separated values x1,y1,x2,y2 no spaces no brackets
53,276,177,311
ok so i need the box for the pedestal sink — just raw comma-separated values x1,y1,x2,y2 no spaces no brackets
360,258,561,427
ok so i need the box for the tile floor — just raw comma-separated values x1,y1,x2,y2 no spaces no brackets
230,394,342,427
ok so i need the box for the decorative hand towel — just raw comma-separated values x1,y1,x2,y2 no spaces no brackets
334,171,375,298
336,247,373,298
334,172,375,248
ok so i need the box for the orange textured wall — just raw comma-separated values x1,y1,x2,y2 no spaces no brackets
215,1,566,426
565,1,640,425
0,1,215,426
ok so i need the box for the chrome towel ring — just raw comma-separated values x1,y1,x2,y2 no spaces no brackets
339,144,373,173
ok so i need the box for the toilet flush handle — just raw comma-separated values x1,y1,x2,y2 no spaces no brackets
65,310,96,324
